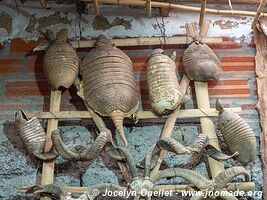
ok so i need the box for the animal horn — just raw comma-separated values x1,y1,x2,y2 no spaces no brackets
216,98,224,113
115,146,139,179
213,166,251,189
110,110,127,146
144,144,158,177
157,138,190,154
153,168,212,190
205,144,239,161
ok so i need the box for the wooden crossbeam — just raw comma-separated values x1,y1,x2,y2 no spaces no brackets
33,36,222,51
26,108,241,120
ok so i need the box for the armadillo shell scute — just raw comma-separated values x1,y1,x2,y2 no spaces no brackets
147,49,183,115
218,110,256,165
43,41,79,90
182,43,221,81
15,110,56,160
81,35,139,145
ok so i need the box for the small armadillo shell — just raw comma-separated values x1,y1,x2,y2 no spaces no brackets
147,52,183,114
43,41,79,90
182,43,221,81
81,43,139,117
218,110,256,165
15,110,46,158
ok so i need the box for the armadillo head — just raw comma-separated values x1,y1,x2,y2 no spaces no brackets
109,110,127,146
96,35,113,47
216,98,225,114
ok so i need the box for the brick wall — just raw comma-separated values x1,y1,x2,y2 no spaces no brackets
0,37,257,118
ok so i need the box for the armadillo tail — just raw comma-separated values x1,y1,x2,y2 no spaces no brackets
110,110,127,146
216,98,224,113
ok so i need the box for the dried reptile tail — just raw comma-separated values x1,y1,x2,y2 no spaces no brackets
51,129,112,161
15,110,56,161
115,146,139,179
213,166,251,189
110,110,127,146
153,167,212,191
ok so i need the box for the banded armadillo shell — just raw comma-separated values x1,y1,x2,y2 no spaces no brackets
182,42,221,81
216,100,256,165
43,41,79,90
15,110,55,160
147,49,183,115
81,35,139,145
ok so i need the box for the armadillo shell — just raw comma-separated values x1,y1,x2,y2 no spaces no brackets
43,41,79,90
147,50,182,114
81,43,139,117
182,42,221,81
218,110,256,165
15,110,55,160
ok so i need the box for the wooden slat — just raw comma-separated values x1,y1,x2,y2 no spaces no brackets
199,0,207,27
40,90,61,194
33,36,222,51
195,81,224,178
147,0,152,18
93,0,100,15
26,108,241,119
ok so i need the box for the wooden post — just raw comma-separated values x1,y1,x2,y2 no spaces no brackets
40,90,61,199
252,0,267,29
199,0,207,27
147,0,152,18
93,0,100,15
194,82,224,178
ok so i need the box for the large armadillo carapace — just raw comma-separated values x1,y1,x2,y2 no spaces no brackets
43,29,79,90
147,49,184,115
81,35,139,145
182,20,221,82
216,99,256,166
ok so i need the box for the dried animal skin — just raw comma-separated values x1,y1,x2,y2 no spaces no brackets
15,110,56,160
216,99,256,165
182,41,221,81
81,35,139,145
147,49,184,114
43,31,79,90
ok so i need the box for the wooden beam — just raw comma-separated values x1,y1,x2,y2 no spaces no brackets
93,0,100,15
26,108,241,120
252,0,267,29
20,182,255,193
158,0,260,4
33,36,222,51
82,0,267,17
40,90,61,194
195,81,224,178
147,0,152,18
199,0,207,27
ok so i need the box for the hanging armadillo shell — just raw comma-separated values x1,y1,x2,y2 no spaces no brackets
15,110,56,160
43,40,79,90
182,42,221,81
81,35,139,145
147,49,183,115
216,99,256,165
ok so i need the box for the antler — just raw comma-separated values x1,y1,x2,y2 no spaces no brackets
51,129,112,161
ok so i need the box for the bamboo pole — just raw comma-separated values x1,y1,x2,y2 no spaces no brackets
195,82,224,178
158,0,260,3
40,90,61,200
93,0,100,15
252,0,267,29
199,0,207,27
26,108,241,120
20,182,255,193
147,0,152,18
33,36,222,51
82,0,267,17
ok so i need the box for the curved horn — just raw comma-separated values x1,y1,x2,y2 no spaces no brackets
144,144,158,177
190,134,209,153
157,138,190,154
214,166,251,189
153,168,212,190
115,146,139,179
15,110,56,161
110,110,127,146
83,184,127,200
205,144,239,161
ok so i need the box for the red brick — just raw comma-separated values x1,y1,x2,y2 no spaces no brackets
208,78,248,87
0,59,23,74
220,54,255,62
11,38,45,52
221,62,255,72
208,85,250,98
